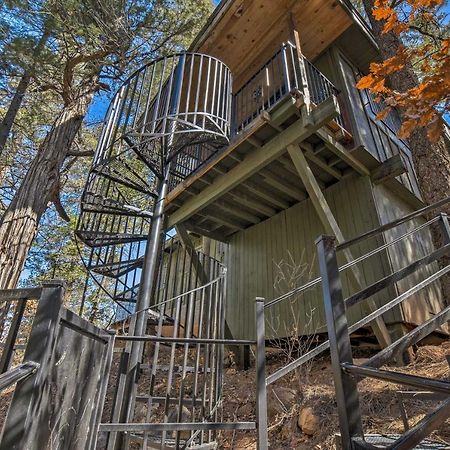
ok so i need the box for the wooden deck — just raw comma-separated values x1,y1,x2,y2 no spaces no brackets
165,94,374,241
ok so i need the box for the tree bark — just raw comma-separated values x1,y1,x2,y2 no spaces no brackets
0,81,96,335
362,0,450,305
0,29,51,157
0,88,95,288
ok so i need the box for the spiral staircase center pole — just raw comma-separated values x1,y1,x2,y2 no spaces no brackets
117,54,186,450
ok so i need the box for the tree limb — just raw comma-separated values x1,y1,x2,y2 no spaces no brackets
50,184,71,223
62,48,112,104
66,149,94,157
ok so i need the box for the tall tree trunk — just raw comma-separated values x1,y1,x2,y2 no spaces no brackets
362,0,450,305
0,29,51,156
0,81,96,335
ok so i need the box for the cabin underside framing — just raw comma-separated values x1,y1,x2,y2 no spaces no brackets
165,93,416,244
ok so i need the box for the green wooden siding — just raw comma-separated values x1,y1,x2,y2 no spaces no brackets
372,184,445,326
225,175,400,340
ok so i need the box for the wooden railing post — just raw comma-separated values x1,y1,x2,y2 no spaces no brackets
316,235,363,449
289,20,312,119
255,297,268,450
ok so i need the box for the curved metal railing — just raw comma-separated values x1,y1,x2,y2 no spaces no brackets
76,53,232,309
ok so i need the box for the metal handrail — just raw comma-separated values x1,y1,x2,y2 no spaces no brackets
0,361,39,391
337,195,450,250
316,209,450,448
264,214,441,309
264,208,450,388
266,260,450,386
232,41,343,134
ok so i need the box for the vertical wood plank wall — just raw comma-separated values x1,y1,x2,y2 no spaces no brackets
372,185,445,327
337,53,421,199
225,175,399,340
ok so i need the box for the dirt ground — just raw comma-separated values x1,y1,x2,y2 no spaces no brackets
1,341,449,449
217,341,450,449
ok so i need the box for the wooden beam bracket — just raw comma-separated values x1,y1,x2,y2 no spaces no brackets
370,154,407,185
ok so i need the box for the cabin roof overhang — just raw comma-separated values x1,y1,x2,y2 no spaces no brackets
190,0,379,82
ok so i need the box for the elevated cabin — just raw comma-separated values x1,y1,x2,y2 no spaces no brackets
75,0,445,344
162,0,443,341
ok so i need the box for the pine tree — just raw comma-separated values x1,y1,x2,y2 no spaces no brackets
359,0,450,303
0,0,212,291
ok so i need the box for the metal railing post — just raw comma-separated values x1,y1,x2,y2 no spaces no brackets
281,43,291,93
0,298,27,374
439,213,450,244
316,235,363,449
255,297,268,450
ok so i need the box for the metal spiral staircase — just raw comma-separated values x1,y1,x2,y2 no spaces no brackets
75,53,234,449
76,53,231,316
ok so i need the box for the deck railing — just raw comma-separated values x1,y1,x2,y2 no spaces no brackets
232,42,345,134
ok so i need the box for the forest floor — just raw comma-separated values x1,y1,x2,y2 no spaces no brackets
216,340,450,449
1,340,449,449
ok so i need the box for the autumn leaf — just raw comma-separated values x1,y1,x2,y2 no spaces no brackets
376,108,392,121
356,75,376,89
398,119,416,139
427,116,444,142
373,7,393,20
357,0,449,140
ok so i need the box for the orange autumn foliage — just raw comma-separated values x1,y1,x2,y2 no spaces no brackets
356,0,449,141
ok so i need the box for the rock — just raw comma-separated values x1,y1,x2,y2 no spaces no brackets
298,407,319,436
134,402,159,423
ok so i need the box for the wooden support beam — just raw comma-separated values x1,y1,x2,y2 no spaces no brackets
226,189,277,217
301,142,343,180
215,200,262,224
244,180,290,210
182,221,229,244
167,96,340,228
269,97,298,129
247,136,263,148
175,224,209,285
228,152,244,163
261,168,307,202
279,156,325,189
200,210,245,231
370,154,407,185
315,129,370,176
184,178,276,218
287,144,392,349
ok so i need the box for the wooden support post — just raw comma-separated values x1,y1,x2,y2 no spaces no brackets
289,13,312,124
287,144,392,348
177,226,251,370
175,224,209,285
